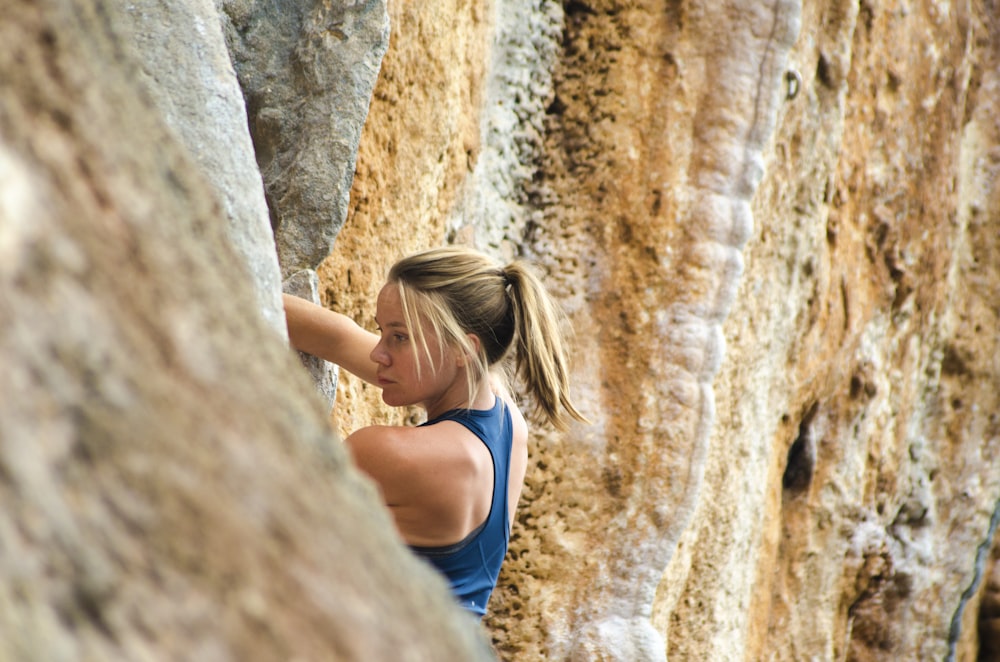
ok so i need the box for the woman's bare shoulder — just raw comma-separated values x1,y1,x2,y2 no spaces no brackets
344,422,483,481
345,421,488,539
346,420,472,448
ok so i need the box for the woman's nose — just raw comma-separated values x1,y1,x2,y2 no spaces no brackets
370,340,389,366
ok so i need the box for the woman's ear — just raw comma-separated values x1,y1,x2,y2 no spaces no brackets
456,333,481,367
467,333,482,356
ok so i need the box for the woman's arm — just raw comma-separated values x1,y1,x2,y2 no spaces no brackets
283,293,380,385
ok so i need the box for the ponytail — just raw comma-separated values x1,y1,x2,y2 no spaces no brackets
503,262,588,431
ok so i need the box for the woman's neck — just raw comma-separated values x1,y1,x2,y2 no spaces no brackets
424,377,494,419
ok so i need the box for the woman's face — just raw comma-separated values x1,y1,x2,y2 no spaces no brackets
370,284,466,416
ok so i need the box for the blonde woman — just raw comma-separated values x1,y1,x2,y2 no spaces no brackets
283,246,586,617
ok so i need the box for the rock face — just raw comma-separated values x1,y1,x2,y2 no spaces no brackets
119,0,285,337
326,0,1000,660
219,0,389,278
220,0,390,407
3,0,999,661
0,1,492,660
662,4,1000,661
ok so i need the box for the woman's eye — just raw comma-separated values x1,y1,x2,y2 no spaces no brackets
394,334,408,343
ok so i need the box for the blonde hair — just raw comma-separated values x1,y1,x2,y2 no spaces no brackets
387,246,587,431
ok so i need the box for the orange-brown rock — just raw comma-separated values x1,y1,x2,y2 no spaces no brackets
326,0,1000,659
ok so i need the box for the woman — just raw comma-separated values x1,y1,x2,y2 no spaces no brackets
283,246,586,617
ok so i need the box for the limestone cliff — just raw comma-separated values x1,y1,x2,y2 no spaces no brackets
327,0,1000,659
2,0,998,660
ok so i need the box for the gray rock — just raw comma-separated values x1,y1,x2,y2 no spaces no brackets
284,269,339,413
120,0,286,337
219,0,390,276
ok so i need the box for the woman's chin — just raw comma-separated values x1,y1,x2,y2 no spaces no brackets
380,392,408,408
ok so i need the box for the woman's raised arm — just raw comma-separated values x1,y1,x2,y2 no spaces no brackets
282,293,380,386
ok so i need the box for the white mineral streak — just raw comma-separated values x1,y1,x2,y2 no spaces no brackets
559,1,802,659
0,147,39,279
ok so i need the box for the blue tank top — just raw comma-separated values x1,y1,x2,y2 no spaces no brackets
409,397,513,617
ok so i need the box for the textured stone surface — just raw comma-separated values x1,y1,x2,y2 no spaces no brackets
323,0,1000,660
0,1,494,660
444,0,564,257
120,0,285,336
507,1,800,658
4,0,999,659
219,0,388,408
661,3,1000,661
219,0,389,277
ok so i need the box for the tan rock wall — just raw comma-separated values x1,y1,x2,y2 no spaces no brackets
322,0,1000,659
665,2,1000,661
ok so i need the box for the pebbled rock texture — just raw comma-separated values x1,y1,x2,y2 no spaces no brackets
661,3,1000,661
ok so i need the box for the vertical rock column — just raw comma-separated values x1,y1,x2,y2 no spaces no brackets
118,0,285,337
220,0,390,408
